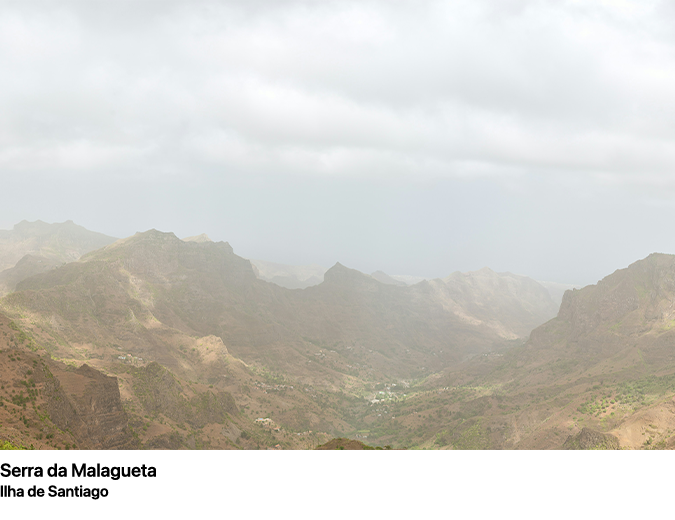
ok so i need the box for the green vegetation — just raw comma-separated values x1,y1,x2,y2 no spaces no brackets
0,440,33,450
452,420,490,450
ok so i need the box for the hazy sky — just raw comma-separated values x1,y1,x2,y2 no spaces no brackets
3,0,675,285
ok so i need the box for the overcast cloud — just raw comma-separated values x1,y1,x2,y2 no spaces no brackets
2,0,675,285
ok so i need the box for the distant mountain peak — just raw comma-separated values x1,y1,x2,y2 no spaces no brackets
183,233,212,243
0,220,117,272
14,219,47,228
101,230,236,260
135,229,178,239
325,262,357,280
14,219,77,230
324,262,380,286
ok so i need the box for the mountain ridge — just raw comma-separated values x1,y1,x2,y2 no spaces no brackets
0,223,606,450
0,220,117,273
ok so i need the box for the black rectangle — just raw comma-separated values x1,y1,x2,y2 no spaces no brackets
0,462,157,500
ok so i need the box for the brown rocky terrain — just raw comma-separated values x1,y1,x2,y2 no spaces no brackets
42,362,136,449
316,437,391,450
562,428,620,450
0,307,326,450
0,311,134,449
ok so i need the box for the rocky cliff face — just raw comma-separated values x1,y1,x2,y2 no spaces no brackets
0,311,134,449
557,253,675,337
42,362,136,449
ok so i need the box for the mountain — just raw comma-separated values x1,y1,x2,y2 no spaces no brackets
0,254,62,296
527,252,675,360
6,231,553,378
0,231,371,447
436,267,559,339
383,253,675,450
0,220,117,273
515,253,675,448
0,228,563,449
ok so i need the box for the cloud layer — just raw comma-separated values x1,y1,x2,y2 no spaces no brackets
3,1,675,284
3,0,675,182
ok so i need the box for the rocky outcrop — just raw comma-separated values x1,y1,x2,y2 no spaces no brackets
562,428,620,450
557,253,675,336
42,362,136,449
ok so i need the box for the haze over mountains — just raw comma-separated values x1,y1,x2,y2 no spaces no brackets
0,220,117,296
0,220,117,272
250,257,576,307
250,259,327,290
1,220,674,450
6,227,555,376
